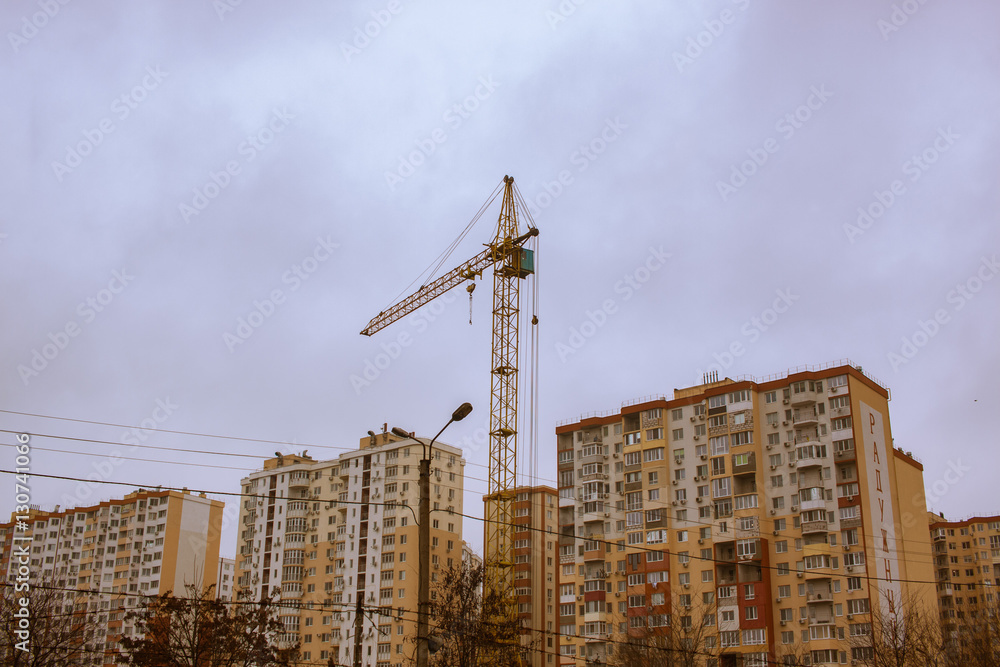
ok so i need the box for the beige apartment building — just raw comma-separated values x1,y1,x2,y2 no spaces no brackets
510,485,560,666
928,512,1000,651
555,362,935,667
234,429,466,667
0,488,224,667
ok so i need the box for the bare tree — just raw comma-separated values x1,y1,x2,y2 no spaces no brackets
0,580,94,667
117,583,298,667
849,590,944,667
420,561,524,667
609,591,717,667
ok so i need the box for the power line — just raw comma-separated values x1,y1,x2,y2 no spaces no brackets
0,468,950,589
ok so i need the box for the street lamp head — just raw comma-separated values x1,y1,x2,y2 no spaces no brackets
390,427,412,439
452,402,473,422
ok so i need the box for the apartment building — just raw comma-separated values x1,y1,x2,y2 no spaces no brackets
0,488,224,667
234,430,466,667
555,362,935,667
510,485,560,666
216,556,235,600
928,512,1000,650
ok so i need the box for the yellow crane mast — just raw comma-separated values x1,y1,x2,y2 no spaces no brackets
361,175,537,611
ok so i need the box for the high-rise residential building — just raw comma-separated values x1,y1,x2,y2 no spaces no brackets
511,485,560,666
0,488,224,667
555,362,935,667
234,430,466,667
928,512,1000,650
216,556,235,601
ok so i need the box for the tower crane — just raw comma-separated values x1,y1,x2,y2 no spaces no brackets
361,175,538,618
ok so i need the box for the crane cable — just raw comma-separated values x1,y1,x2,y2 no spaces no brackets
380,180,504,312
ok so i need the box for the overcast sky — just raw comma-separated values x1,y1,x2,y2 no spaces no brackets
2,1,998,558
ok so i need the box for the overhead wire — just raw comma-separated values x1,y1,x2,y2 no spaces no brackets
0,468,956,588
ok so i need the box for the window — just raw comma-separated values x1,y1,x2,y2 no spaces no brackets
671,428,682,440
648,428,664,440
831,416,853,431
729,389,751,404
644,448,664,462
671,408,682,421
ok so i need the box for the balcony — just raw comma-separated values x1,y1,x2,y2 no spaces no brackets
801,520,828,535
793,410,818,427
791,389,821,406
288,473,311,490
834,447,855,462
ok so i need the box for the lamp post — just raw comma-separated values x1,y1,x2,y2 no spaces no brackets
391,402,472,667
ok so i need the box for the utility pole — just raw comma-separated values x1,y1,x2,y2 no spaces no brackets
391,402,472,667
417,453,431,667
352,590,363,667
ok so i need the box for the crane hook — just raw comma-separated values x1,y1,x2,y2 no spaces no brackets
466,282,476,325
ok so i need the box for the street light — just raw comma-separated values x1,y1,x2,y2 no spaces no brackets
390,402,472,667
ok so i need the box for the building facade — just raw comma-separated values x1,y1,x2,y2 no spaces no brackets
0,488,224,666
928,513,1000,651
555,362,935,667
511,485,560,666
234,430,466,667
216,556,235,601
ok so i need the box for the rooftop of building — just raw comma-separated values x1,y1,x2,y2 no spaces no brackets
556,359,890,430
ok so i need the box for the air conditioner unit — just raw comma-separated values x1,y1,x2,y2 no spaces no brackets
683,583,690,589
699,415,705,421
783,399,790,404
770,510,776,516
613,453,619,458
843,545,849,551
696,497,703,503
770,465,776,470
797,572,803,578
791,505,798,512
672,480,678,485
773,530,779,536
674,457,683,464
847,614,853,620
784,441,791,448
766,445,772,450
846,566,854,572
698,538,704,544
577,595,582,600
799,618,805,624
671,501,677,506
690,416,696,422
780,620,786,626
782,420,789,426
680,499,687,505
693,435,700,441
700,455,708,461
